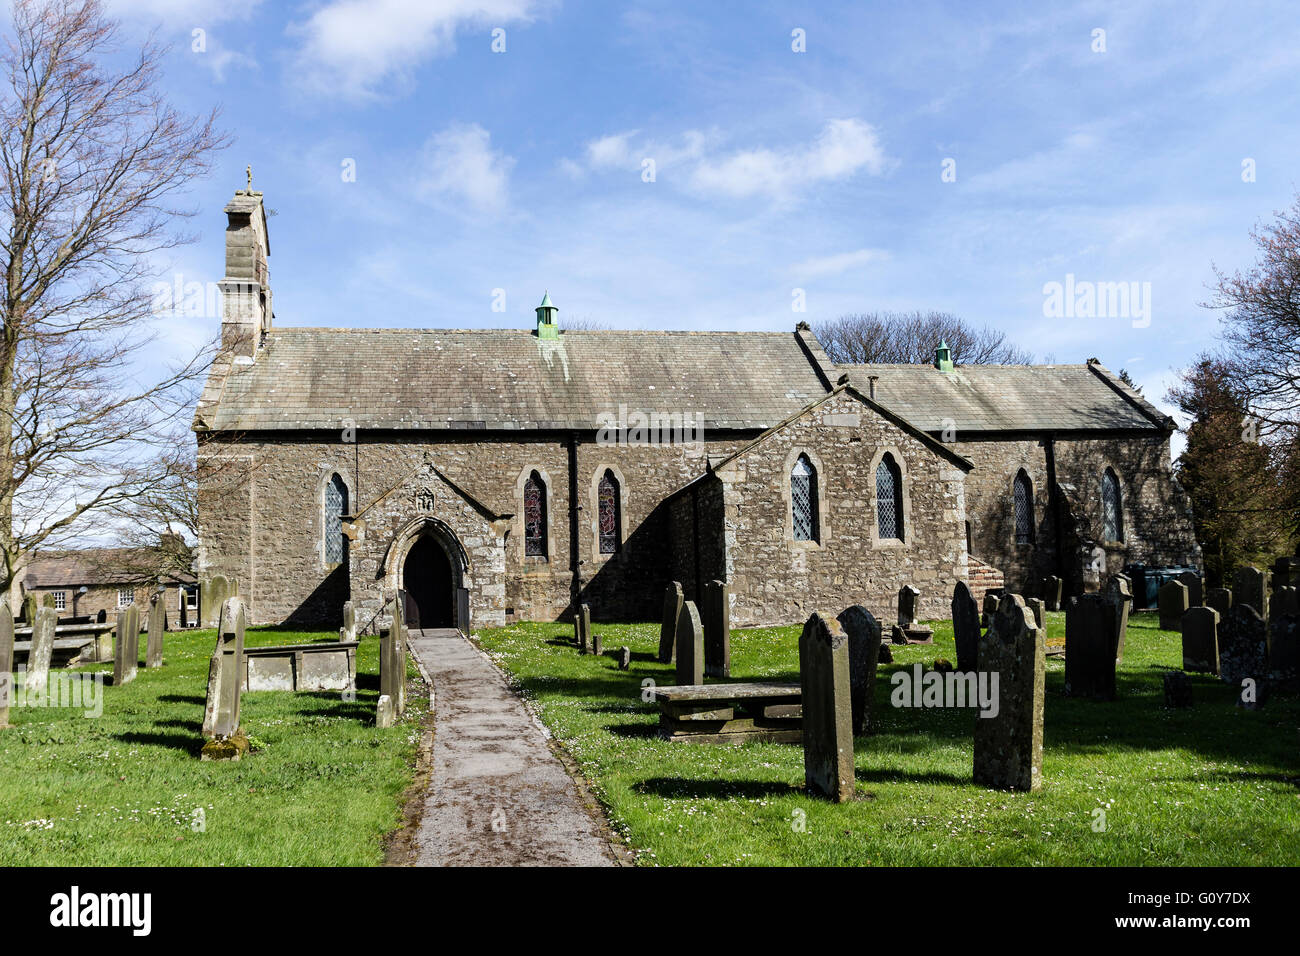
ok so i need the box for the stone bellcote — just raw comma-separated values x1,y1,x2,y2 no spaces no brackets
219,182,272,358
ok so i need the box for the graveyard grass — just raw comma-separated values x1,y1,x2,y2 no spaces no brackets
0,628,423,866
475,613,1300,866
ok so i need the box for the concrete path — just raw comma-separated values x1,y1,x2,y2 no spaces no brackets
408,628,620,867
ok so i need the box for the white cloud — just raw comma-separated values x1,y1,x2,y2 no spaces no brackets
415,123,514,215
791,248,889,279
289,0,546,98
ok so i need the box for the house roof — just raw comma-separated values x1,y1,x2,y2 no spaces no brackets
23,550,196,589
195,328,831,432
838,361,1171,434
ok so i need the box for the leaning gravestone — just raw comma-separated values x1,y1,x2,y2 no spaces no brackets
799,613,854,803
201,597,248,760
658,581,683,663
1103,575,1132,662
1268,612,1299,688
1157,580,1189,632
952,581,981,672
1206,587,1232,619
0,602,12,728
27,605,57,697
112,604,140,686
1042,575,1063,612
1181,606,1220,674
1177,570,1203,609
22,592,38,626
1026,597,1046,633
201,574,233,629
898,585,920,627
617,646,630,671
1163,671,1193,708
974,595,1045,792
340,600,356,642
1233,565,1268,620
379,596,408,723
146,593,167,669
981,592,1000,628
1218,604,1268,697
837,605,882,735
703,579,731,679
1064,594,1117,700
674,601,704,686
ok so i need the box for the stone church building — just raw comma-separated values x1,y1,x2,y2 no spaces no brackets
194,187,1199,633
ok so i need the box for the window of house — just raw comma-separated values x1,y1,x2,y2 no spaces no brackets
876,453,904,540
181,585,198,610
1102,468,1124,541
117,589,133,608
791,454,818,542
1014,470,1035,545
53,591,66,611
524,471,547,557
598,470,621,554
325,473,349,566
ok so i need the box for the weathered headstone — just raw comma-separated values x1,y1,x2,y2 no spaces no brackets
591,629,603,657
1219,604,1268,697
890,623,908,645
1026,597,1046,633
617,646,630,670
201,597,248,760
1181,606,1220,674
1206,587,1232,620
379,596,408,719
1163,671,1193,708
799,613,854,802
0,602,13,728
877,642,893,664
376,694,395,729
1157,580,1189,631
42,593,56,608
674,601,704,686
146,593,167,669
1041,575,1063,612
26,605,57,697
21,592,38,626
1177,570,1203,608
1273,586,1299,619
952,581,981,672
112,604,140,686
1064,594,1117,700
340,600,356,642
1268,612,1299,687
201,574,233,629
578,603,592,655
658,581,683,664
837,605,882,735
981,592,1000,628
703,579,731,679
974,595,1045,792
897,585,919,627
1233,565,1268,620
1272,551,1300,589
1103,575,1131,662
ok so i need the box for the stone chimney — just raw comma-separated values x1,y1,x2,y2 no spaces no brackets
218,176,272,358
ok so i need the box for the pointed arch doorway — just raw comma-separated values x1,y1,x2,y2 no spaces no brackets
402,535,455,629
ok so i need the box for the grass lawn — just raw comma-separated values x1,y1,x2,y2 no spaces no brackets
0,626,423,866
476,610,1300,866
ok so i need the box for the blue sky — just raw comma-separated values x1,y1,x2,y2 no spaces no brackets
113,0,1300,426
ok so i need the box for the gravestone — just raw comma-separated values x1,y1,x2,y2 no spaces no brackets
1157,580,1189,632
1041,575,1063,612
1233,565,1268,619
1268,612,1299,687
146,593,167,669
1181,606,1220,674
42,593,56,608
1163,671,1193,708
27,605,57,697
952,581,981,672
591,629,603,657
1026,597,1046,633
890,624,908,645
703,579,731,679
974,595,1045,791
379,596,408,719
202,574,233,629
1273,586,1299,619
340,600,356,642
201,597,248,759
1177,570,1203,608
898,585,920,627
95,608,107,624
1206,587,1232,620
799,613,854,802
837,605,882,735
877,642,893,664
658,581,683,664
1064,594,1117,700
112,604,140,686
981,592,1000,628
0,602,13,728
376,694,395,729
674,601,704,686
1219,604,1268,694
1103,575,1132,662
22,592,38,625
618,646,630,670
1272,551,1300,589
578,604,592,655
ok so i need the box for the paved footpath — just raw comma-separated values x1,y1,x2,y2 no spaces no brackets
407,628,619,867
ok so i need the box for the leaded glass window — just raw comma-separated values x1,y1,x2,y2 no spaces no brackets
325,473,348,565
791,454,817,541
1013,470,1035,545
876,454,903,540
1102,468,1123,541
598,470,620,554
524,471,547,557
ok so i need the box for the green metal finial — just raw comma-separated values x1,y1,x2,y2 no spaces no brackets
536,291,559,339
934,340,953,372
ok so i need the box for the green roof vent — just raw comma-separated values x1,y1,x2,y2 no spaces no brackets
934,340,953,372
535,291,559,339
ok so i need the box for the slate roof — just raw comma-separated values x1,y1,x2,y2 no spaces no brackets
197,329,830,432
24,550,195,588
839,361,1171,434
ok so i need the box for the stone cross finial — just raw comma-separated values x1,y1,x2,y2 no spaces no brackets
246,165,252,191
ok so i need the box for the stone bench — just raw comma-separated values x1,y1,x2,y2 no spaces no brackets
652,682,802,744
243,641,358,693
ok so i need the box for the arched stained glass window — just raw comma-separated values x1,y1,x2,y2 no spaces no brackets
1102,468,1124,541
791,454,818,542
1014,470,1035,545
876,454,904,540
325,473,348,566
524,471,547,557
598,470,621,554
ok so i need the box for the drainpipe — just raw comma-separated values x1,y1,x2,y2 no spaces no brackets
568,431,581,614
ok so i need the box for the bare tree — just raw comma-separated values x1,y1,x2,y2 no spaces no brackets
0,0,228,599
815,310,1034,365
